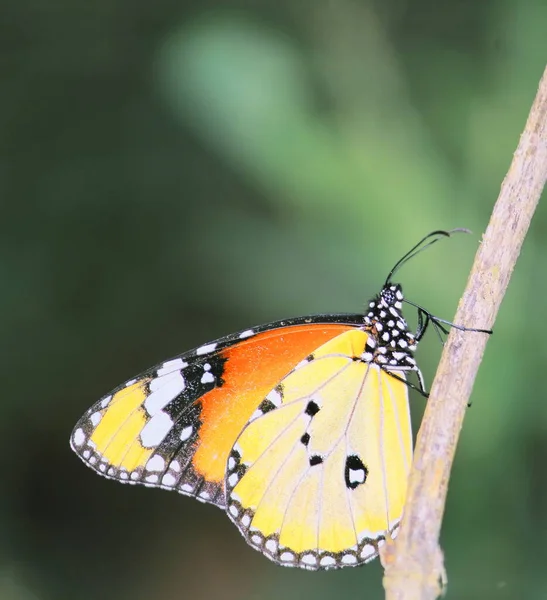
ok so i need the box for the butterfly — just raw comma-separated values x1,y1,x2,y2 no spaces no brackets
70,229,491,570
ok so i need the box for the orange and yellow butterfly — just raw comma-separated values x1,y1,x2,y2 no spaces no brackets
70,230,490,570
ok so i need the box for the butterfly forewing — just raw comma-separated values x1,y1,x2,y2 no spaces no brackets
70,318,362,508
225,329,413,570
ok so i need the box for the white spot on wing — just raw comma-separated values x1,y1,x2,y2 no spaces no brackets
179,425,193,441
145,372,185,416
239,329,254,339
280,552,295,562
146,455,166,472
100,395,112,408
201,370,215,384
90,412,102,427
241,514,251,527
196,343,217,356
349,468,365,484
73,428,85,447
360,544,376,560
342,554,357,564
320,556,336,567
162,473,176,487
157,358,188,377
140,412,173,447
249,409,263,422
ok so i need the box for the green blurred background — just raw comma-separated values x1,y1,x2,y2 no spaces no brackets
3,1,547,599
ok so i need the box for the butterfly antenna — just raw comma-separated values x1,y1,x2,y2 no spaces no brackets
384,228,472,286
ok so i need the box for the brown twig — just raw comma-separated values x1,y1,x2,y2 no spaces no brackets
383,64,547,600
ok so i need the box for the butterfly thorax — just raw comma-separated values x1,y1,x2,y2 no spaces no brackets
362,283,418,373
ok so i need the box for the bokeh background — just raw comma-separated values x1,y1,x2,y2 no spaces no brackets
3,1,547,599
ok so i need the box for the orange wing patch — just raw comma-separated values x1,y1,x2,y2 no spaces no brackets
191,324,355,483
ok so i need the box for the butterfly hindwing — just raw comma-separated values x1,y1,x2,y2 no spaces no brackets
70,317,362,508
225,329,412,570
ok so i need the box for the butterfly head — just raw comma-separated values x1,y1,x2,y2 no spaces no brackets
367,229,465,366
363,283,418,371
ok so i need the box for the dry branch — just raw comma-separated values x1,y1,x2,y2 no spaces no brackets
383,64,547,600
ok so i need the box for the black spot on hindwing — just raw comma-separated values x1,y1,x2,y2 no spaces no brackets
258,398,276,414
305,400,320,417
344,455,368,490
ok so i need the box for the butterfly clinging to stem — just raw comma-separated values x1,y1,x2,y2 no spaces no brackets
70,229,491,570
